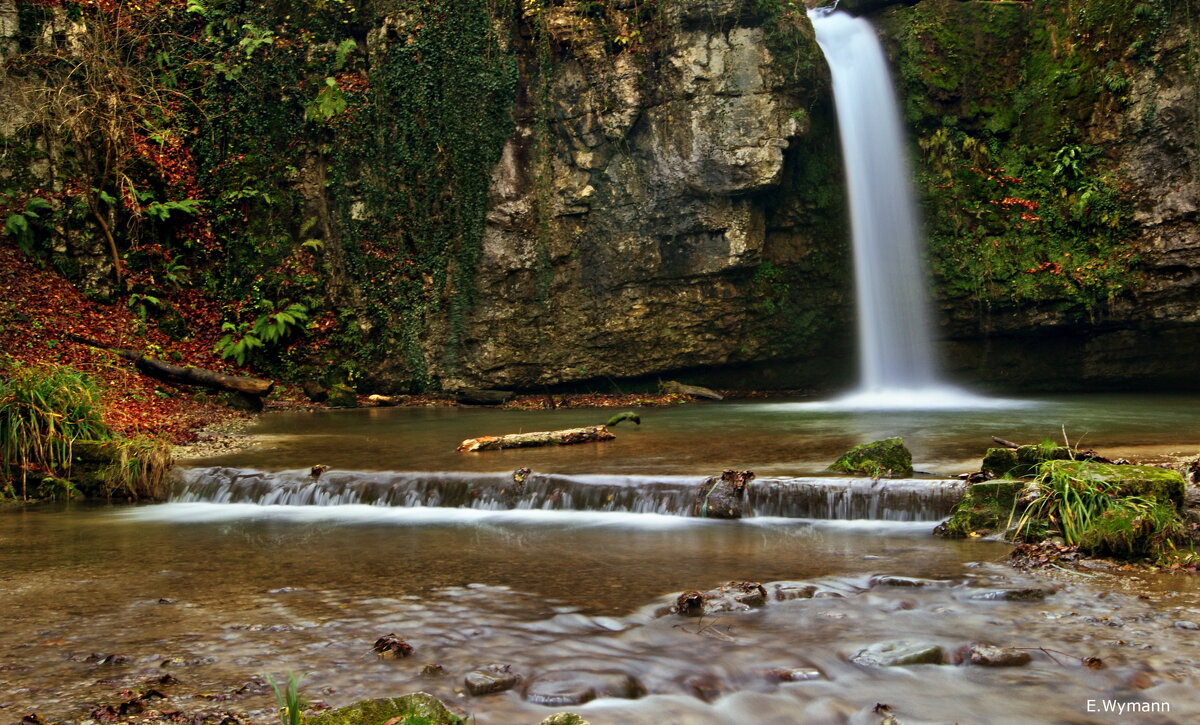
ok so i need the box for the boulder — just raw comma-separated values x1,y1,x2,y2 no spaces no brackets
326,383,359,408
828,437,913,477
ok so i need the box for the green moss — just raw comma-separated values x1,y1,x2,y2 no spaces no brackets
1012,460,1190,560
935,479,1022,538
981,443,1073,478
829,437,913,477
884,0,1150,319
1041,460,1186,511
308,693,466,725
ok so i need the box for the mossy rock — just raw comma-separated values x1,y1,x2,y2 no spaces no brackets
1042,460,1187,511
981,444,1073,478
326,383,359,408
308,693,465,725
935,480,1023,538
829,437,913,477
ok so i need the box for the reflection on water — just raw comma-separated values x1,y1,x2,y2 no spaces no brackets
180,394,1200,477
2,505,1200,724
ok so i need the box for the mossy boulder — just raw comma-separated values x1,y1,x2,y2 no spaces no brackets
980,444,1073,478
829,437,913,477
308,693,464,725
935,479,1023,538
326,383,359,408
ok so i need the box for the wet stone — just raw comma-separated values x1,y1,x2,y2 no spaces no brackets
523,670,644,707
773,583,818,601
465,664,522,696
669,581,768,616
1174,620,1199,630
870,576,951,588
764,667,823,682
966,644,1033,667
852,641,944,667
970,588,1052,602
372,633,414,659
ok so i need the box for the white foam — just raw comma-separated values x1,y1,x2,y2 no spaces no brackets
762,386,1030,412
119,503,710,529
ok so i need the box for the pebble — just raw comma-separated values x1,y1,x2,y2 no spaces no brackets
1173,620,1199,630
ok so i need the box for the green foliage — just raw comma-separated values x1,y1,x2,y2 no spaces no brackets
305,78,349,122
0,359,111,500
266,671,306,725
890,0,1147,319
216,301,309,365
3,196,55,256
326,0,518,388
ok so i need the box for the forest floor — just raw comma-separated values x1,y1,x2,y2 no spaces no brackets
2,240,762,452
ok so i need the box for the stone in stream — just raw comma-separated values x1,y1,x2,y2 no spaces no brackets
772,582,818,601
523,670,645,706
464,663,522,696
851,641,944,667
763,666,823,682
372,633,413,659
969,588,1053,602
828,437,913,478
306,693,462,725
963,644,1033,667
691,469,755,519
668,581,768,617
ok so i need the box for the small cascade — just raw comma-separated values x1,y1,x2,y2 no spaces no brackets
172,467,966,522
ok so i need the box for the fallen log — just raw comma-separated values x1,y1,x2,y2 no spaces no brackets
457,425,615,453
661,380,723,400
67,334,274,397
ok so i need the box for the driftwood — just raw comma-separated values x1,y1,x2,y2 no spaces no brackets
67,334,274,397
661,380,724,401
991,436,1021,449
457,425,615,453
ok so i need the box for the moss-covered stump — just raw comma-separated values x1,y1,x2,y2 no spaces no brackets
980,444,1074,478
307,693,465,725
828,437,913,477
935,480,1023,539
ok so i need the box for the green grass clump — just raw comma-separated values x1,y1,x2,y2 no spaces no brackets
0,359,110,499
1013,460,1188,559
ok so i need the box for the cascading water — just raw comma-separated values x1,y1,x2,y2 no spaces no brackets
808,8,988,409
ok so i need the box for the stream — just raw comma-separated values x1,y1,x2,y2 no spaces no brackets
3,396,1200,724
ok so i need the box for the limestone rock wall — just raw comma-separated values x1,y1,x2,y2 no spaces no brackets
441,1,851,390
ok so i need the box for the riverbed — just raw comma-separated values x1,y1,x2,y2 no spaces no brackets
3,395,1200,724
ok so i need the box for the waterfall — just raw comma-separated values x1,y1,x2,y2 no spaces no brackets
809,8,982,409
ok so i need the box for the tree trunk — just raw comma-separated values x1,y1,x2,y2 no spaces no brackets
457,425,615,452
68,335,274,397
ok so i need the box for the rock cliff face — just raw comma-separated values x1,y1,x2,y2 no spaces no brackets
445,0,1200,392
438,0,851,390
877,0,1200,390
